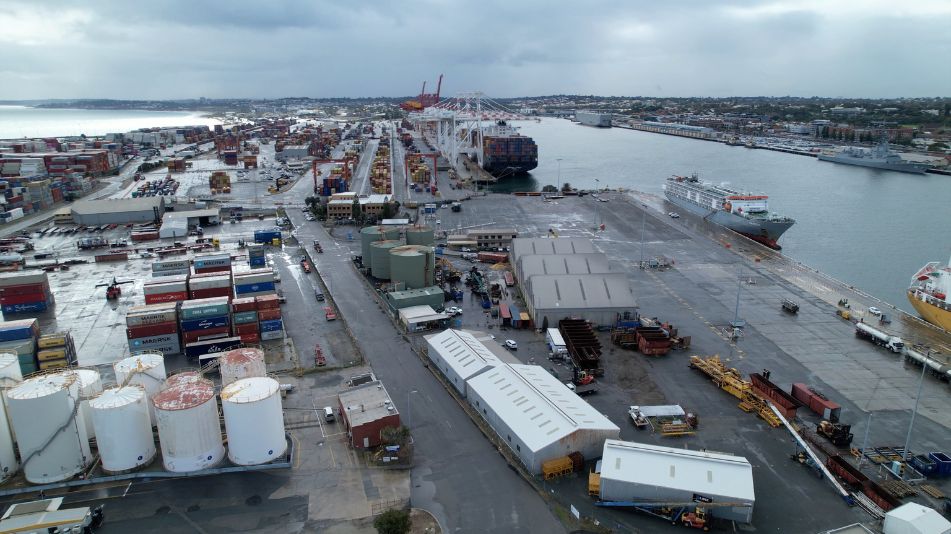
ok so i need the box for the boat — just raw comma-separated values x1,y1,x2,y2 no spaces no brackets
576,111,612,128
663,174,795,249
479,121,538,177
907,256,951,331
817,136,930,174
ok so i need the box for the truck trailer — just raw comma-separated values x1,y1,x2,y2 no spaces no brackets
854,323,904,353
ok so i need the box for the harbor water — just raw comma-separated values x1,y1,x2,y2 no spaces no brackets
510,118,951,312
0,106,220,139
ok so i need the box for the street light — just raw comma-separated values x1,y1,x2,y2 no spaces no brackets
556,158,563,192
903,353,928,462
406,389,418,428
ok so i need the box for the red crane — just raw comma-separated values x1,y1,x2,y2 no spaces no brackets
400,74,443,111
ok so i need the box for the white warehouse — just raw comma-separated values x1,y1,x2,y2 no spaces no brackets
466,363,620,475
598,440,755,524
425,329,518,397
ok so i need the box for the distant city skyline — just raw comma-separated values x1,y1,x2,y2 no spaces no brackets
1,0,949,100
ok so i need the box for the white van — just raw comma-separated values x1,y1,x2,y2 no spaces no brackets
324,406,335,422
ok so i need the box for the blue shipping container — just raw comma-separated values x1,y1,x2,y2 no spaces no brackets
2,302,48,314
184,336,242,359
259,319,284,333
180,315,230,332
235,281,275,295
0,326,37,342
249,257,267,267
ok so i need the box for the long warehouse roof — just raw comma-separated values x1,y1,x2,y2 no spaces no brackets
510,237,596,263
600,439,755,501
466,364,619,453
71,196,163,215
425,329,518,381
528,273,636,311
518,253,612,278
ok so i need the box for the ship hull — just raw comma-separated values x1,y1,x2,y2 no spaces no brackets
817,154,928,175
483,157,538,176
907,290,951,331
665,192,794,249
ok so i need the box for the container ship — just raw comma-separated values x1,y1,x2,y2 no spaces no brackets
480,121,538,177
664,174,795,249
907,256,951,331
576,111,612,128
817,137,930,175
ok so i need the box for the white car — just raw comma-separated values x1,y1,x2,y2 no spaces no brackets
868,306,882,316
668,212,680,218
504,340,518,350
446,306,463,316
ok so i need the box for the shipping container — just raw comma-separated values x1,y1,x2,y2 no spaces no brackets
0,318,40,341
126,309,179,328
791,383,841,422
180,299,231,320
188,275,232,291
180,315,230,332
152,259,190,271
184,336,242,359
194,265,232,275
231,297,257,313
94,253,128,262
144,292,188,305
37,333,67,349
234,281,275,295
151,269,189,278
144,274,187,286
238,332,260,344
143,281,187,295
0,337,36,356
232,310,258,325
182,326,231,344
256,308,281,321
36,348,67,362
0,271,48,286
128,333,181,351
189,287,232,300
0,291,50,306
260,330,283,341
259,319,284,333
255,294,280,310
2,301,48,314
126,321,178,339
233,322,259,335
0,283,50,297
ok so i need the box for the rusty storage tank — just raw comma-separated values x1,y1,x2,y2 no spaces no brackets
164,370,202,388
369,240,402,280
152,378,224,473
7,372,90,484
89,385,156,473
405,225,435,247
114,351,167,423
219,348,267,386
360,225,400,260
220,377,286,465
389,245,435,289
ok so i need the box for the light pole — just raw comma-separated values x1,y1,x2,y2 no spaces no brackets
556,158,563,192
903,354,928,462
594,178,601,228
406,389,418,428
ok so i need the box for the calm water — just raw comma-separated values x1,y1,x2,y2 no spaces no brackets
0,105,220,139
508,118,951,312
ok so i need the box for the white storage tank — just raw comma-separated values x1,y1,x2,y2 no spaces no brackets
0,387,17,483
220,377,286,465
219,348,266,386
114,351,167,422
152,379,224,473
0,351,22,388
72,368,103,441
89,386,156,473
7,372,91,484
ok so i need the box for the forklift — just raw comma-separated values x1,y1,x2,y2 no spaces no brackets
96,277,135,300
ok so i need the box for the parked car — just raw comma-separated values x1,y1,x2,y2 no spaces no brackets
446,306,463,316
668,212,680,218
868,306,882,316
504,340,518,350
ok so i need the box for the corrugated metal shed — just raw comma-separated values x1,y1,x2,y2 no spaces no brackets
599,439,755,523
517,253,611,282
510,237,596,264
466,363,619,474
71,197,165,225
526,273,637,327
425,329,517,396
883,503,951,534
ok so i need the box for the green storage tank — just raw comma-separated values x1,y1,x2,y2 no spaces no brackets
369,240,402,280
360,226,400,260
405,225,435,247
389,245,435,290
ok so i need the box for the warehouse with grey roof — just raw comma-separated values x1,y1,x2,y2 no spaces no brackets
70,197,165,225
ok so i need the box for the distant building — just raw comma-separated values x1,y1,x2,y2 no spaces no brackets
275,145,309,161
337,380,401,449
446,228,518,250
828,107,866,116
70,197,165,226
385,286,444,310
327,193,393,219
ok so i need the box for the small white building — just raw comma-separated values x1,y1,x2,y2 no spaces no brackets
398,305,448,332
425,329,518,397
883,503,951,534
598,440,755,524
466,364,619,474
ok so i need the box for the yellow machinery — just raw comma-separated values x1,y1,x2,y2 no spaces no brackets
588,471,601,496
689,355,781,427
542,456,574,480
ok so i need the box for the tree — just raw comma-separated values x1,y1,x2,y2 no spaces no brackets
380,201,395,220
373,509,411,534
380,425,410,446
352,197,363,222
560,182,572,193
541,185,558,193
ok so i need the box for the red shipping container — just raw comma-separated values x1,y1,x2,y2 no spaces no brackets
182,326,231,344
255,294,280,310
127,321,178,339
233,322,259,335
0,283,49,297
189,287,232,300
0,291,50,306
239,332,260,344
194,266,231,275
144,291,188,305
231,297,256,313
257,308,282,321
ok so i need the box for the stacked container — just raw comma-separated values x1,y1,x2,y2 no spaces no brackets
0,319,41,375
193,253,232,275
188,272,233,300
126,302,181,355
255,295,284,341
247,243,266,268
143,275,188,305
233,268,275,299
36,331,78,371
152,259,190,278
231,297,259,343
0,271,54,314
253,228,282,244
180,297,231,345
183,336,242,361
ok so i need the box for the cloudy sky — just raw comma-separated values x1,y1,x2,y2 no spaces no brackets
2,0,949,100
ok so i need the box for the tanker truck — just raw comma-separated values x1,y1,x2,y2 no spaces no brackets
854,322,904,353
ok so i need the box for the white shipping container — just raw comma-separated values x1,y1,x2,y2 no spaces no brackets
188,276,232,291
126,309,179,327
0,271,49,286
144,274,187,286
7,208,23,221
143,281,187,295
232,273,272,285
152,260,190,272
152,269,189,278
260,330,284,341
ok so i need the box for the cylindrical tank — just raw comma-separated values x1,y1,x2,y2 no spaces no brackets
7,372,90,484
164,370,201,388
370,240,402,280
390,245,435,289
220,377,286,465
114,351,167,422
0,352,22,388
360,225,400,260
405,225,435,247
152,379,224,472
70,368,102,442
219,348,266,386
0,386,17,483
89,386,156,473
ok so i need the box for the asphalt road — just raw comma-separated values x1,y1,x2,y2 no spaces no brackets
286,210,567,534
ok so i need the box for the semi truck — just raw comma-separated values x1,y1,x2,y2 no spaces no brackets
854,323,904,353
